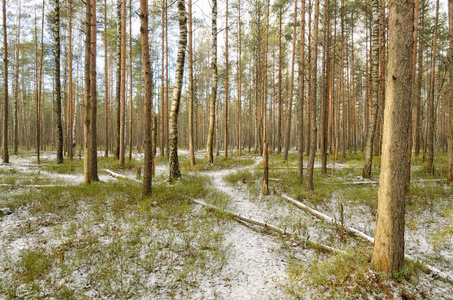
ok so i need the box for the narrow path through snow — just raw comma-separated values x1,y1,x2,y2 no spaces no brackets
198,157,289,299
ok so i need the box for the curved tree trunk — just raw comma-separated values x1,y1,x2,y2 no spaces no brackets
206,0,217,164
362,0,380,179
168,0,187,179
140,0,153,195
372,0,414,277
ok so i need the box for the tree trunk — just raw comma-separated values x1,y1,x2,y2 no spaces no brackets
128,0,133,161
448,0,453,184
160,0,165,157
362,0,380,179
298,0,306,180
224,0,229,159
84,0,92,183
68,0,74,160
90,0,99,181
320,0,329,174
140,0,153,195
188,0,196,169
238,2,242,156
115,0,121,160
284,0,298,161
168,0,187,179
119,0,126,166
14,1,21,155
372,0,414,277
414,2,425,156
427,0,439,175
36,1,45,164
407,0,419,185
306,0,319,191
2,0,8,163
53,0,63,164
277,9,283,154
206,0,217,164
104,0,109,158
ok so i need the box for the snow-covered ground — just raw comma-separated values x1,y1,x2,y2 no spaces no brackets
0,151,452,299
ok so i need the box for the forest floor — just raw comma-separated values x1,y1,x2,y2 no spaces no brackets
0,149,452,299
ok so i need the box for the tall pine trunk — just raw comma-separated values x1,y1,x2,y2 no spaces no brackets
188,0,196,168
119,0,126,166
84,0,92,183
2,0,8,163
426,0,439,174
140,0,153,194
448,0,453,184
53,0,63,164
115,0,121,160
13,1,21,155
206,0,217,164
104,0,109,158
306,0,319,191
284,0,298,161
90,0,98,181
298,0,306,180
372,0,414,277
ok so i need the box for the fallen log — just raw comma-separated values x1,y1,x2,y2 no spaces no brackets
281,194,453,285
104,169,141,183
193,199,346,255
282,194,374,243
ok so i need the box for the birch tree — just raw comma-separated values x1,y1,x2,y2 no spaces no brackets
168,0,187,179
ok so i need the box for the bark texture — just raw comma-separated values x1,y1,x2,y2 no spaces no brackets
372,0,414,276
140,0,153,194
306,0,319,191
2,0,7,163
362,0,380,179
206,0,217,164
448,0,453,184
168,0,187,179
53,0,63,164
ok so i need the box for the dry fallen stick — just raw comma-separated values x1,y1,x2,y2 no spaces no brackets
193,199,346,255
281,194,374,243
281,194,453,285
104,169,141,183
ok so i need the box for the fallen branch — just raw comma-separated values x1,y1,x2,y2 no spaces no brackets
104,169,141,183
282,194,374,243
193,199,346,255
281,194,453,285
